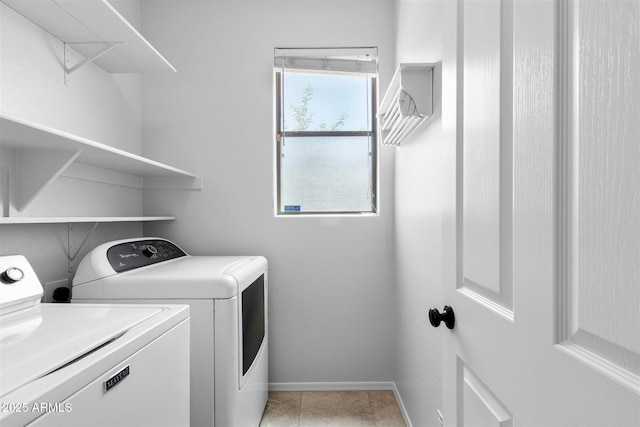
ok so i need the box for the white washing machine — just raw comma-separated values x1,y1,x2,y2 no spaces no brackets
71,238,268,427
0,255,190,427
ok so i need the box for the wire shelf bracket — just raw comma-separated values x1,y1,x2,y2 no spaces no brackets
64,42,126,85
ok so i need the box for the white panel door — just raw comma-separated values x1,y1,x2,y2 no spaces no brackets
441,0,640,425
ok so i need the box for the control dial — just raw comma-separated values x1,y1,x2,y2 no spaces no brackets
2,267,24,283
142,245,158,258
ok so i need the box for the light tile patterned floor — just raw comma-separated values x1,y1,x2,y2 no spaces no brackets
259,390,406,427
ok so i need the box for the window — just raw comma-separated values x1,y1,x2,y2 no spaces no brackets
275,48,378,215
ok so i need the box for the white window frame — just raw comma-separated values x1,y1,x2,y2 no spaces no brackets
274,47,378,216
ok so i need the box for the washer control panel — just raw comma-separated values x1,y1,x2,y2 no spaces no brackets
0,255,43,316
107,239,187,273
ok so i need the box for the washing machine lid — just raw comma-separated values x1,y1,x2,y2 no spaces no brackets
0,304,162,397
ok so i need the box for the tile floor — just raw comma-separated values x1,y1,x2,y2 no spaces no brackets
259,390,406,427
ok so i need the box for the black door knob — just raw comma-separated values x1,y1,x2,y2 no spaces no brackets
429,306,455,329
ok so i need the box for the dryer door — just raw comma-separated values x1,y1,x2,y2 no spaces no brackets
241,274,265,380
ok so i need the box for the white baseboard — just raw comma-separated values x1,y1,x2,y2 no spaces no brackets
268,381,395,391
391,383,413,427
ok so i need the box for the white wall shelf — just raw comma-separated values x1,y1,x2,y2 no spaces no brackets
0,216,175,225
0,0,176,75
0,114,202,212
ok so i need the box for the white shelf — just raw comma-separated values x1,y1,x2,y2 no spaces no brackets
0,114,202,212
0,216,175,225
1,114,198,178
0,0,176,74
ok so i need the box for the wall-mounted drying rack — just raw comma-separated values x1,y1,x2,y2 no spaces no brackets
378,63,434,146
0,0,177,84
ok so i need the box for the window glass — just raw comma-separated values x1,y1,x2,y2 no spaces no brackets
282,72,373,132
280,136,373,213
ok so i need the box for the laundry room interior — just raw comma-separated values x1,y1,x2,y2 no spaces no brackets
1,0,638,426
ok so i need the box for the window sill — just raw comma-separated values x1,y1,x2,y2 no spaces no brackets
274,212,379,218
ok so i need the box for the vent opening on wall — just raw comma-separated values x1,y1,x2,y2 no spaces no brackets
378,63,434,146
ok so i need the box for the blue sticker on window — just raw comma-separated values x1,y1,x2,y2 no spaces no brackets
284,205,301,212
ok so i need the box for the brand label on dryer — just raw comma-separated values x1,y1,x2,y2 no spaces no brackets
104,366,130,393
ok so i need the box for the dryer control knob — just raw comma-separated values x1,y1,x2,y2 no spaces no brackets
2,267,24,283
142,245,158,258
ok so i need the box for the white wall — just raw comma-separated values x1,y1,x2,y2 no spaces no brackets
140,0,398,386
393,1,457,426
0,3,144,288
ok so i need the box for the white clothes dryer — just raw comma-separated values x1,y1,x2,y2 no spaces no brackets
0,255,190,427
71,238,268,427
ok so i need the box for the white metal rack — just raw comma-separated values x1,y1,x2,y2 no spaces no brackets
0,1,193,224
0,0,176,82
0,114,201,214
378,63,434,146
0,216,175,225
